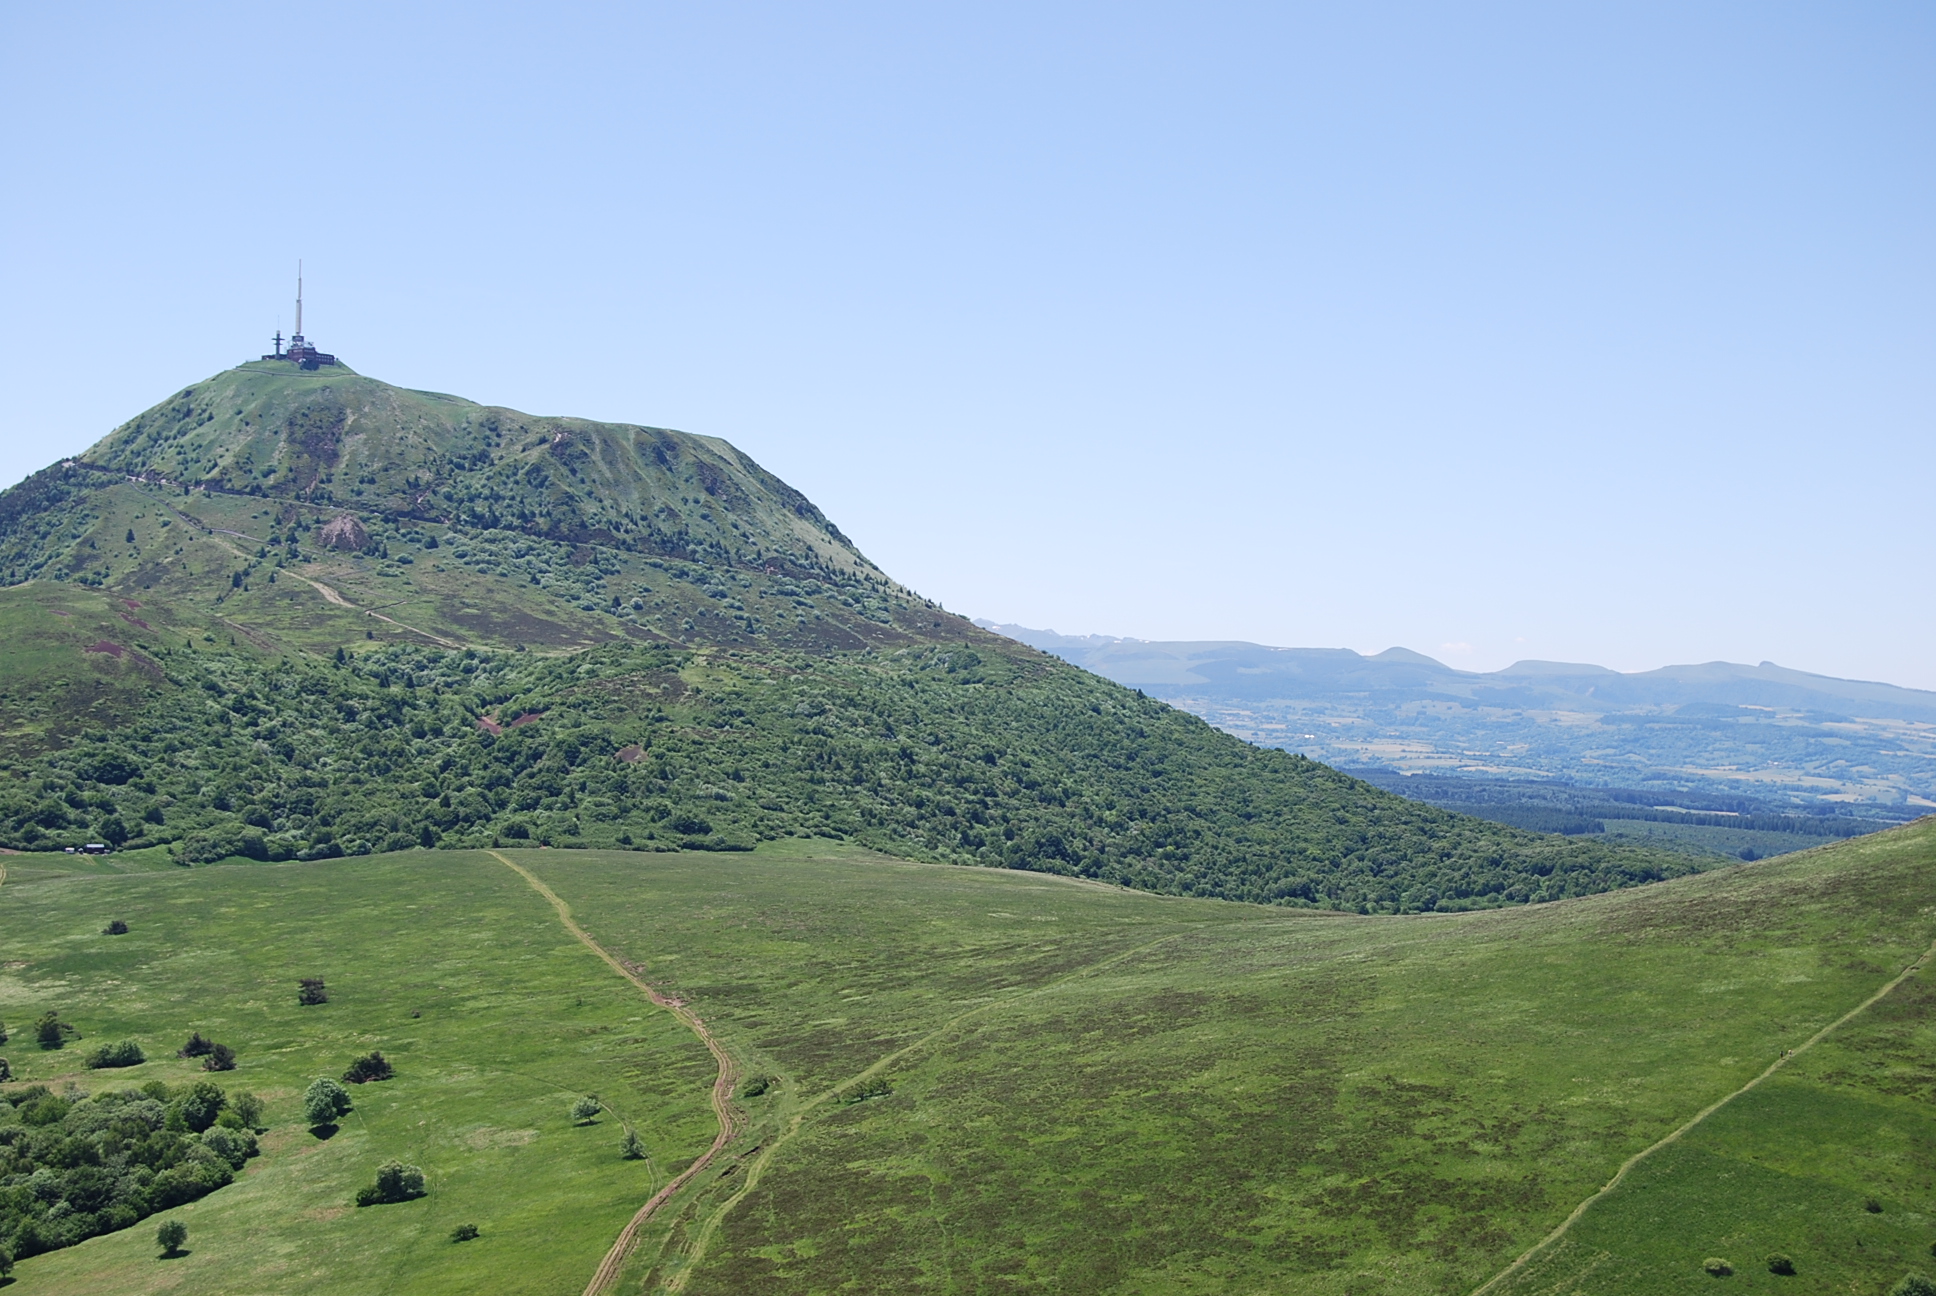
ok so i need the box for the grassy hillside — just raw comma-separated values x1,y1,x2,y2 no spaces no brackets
3,822,1930,1293
0,850,718,1294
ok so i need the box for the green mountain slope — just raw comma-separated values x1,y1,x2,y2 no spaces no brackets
0,361,1694,909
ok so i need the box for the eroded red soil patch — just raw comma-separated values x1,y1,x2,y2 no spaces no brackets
84,640,125,658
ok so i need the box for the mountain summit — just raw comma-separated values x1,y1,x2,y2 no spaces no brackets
0,363,1691,909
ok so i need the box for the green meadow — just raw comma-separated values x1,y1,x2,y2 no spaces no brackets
1,822,1932,1293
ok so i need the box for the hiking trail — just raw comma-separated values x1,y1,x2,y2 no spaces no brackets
488,850,741,1296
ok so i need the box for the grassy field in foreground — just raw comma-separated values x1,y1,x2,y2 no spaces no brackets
500,827,1934,1295
3,823,1932,1294
0,851,717,1294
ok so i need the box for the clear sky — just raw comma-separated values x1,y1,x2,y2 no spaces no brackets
3,3,1930,686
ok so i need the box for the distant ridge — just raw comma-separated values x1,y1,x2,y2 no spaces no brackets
976,621,1936,811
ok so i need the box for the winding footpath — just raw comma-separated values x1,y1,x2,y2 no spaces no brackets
487,851,741,1296
1469,932,1936,1296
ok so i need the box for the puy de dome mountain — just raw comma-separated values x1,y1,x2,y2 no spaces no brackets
0,361,1694,909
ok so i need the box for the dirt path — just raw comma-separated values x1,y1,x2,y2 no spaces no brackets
487,851,741,1296
291,572,465,648
662,927,1195,1292
1470,932,1936,1296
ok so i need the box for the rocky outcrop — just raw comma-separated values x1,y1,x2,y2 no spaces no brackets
318,514,369,551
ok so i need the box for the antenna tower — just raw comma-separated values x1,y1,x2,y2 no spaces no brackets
295,260,304,337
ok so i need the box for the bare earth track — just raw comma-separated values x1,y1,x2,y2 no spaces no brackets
487,851,742,1296
1469,931,1936,1295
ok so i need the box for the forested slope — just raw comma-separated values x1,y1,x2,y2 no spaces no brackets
0,362,1695,911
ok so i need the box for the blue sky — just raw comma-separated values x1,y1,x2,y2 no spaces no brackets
3,3,1930,685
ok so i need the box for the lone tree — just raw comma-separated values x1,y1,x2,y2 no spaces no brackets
450,1223,480,1242
85,1039,145,1069
156,1219,187,1257
304,1077,353,1130
297,977,329,1006
342,1051,394,1084
103,919,129,935
355,1160,427,1207
570,1095,602,1125
620,1126,645,1160
35,1011,77,1050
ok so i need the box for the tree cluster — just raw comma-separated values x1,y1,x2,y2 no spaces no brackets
0,1079,260,1261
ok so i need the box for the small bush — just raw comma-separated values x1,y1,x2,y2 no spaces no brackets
1768,1253,1796,1276
156,1219,187,1257
343,1050,394,1083
297,977,329,1006
1867,1198,1885,1213
1890,1275,1936,1296
304,1077,353,1129
0,1020,8,1044
178,1031,214,1058
570,1095,602,1125
741,1075,771,1098
229,1090,265,1130
204,1042,237,1071
837,1075,892,1105
621,1126,645,1160
35,1011,77,1050
103,919,129,935
86,1038,146,1068
173,1080,227,1133
355,1160,426,1206
0,1058,11,1083
1704,1257,1733,1277
450,1223,479,1242
199,1123,259,1169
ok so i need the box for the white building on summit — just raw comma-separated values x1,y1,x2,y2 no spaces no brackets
262,262,340,369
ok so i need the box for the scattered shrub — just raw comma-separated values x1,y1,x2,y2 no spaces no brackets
450,1223,479,1242
355,1160,426,1207
620,1126,645,1160
838,1075,892,1104
1704,1258,1733,1277
1890,1275,1936,1296
342,1050,394,1084
35,1011,77,1049
103,919,129,935
0,1019,8,1044
86,1039,146,1069
228,1090,265,1130
0,1058,10,1082
1867,1198,1885,1213
303,1077,353,1129
570,1095,602,1125
1768,1253,1796,1276
203,1042,237,1071
178,1031,214,1058
297,977,329,1006
741,1075,771,1098
156,1219,187,1257
173,1080,227,1133
198,1124,259,1169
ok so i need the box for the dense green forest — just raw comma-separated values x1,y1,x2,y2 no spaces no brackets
0,635,1696,912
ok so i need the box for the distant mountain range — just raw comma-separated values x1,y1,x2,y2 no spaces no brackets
976,623,1936,818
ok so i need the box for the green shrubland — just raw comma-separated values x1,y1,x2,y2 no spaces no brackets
0,636,1695,911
